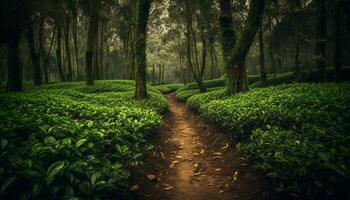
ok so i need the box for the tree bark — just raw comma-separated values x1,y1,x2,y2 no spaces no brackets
72,5,80,81
268,15,276,77
56,24,65,82
85,0,99,86
219,0,265,94
7,32,22,91
134,0,151,99
27,21,42,86
65,12,73,82
258,26,267,82
315,0,327,82
334,0,342,82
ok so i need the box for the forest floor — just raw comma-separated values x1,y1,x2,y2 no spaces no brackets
131,93,274,200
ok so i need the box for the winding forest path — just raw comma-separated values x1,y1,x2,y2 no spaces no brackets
131,93,271,200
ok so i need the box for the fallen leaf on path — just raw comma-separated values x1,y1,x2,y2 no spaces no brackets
213,152,222,155
170,160,180,168
233,170,238,182
193,152,200,156
220,143,229,150
175,155,183,159
163,183,174,190
129,185,140,192
194,162,199,168
208,183,213,186
200,149,205,154
212,156,223,159
147,174,156,181
215,168,222,171
219,190,225,194
191,172,201,177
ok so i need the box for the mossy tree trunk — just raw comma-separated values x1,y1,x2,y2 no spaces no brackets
334,0,342,82
219,0,265,95
65,12,73,82
56,24,65,82
258,26,267,82
315,0,327,82
85,0,99,86
134,0,151,99
27,21,42,86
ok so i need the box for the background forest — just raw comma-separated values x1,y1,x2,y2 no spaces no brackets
0,0,349,200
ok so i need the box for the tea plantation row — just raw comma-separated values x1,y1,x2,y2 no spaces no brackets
187,83,350,199
0,80,167,199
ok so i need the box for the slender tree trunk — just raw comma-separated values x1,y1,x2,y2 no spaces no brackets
134,0,151,99
100,23,104,80
72,7,80,81
7,32,22,91
334,0,342,82
65,12,73,82
27,21,42,86
93,26,99,80
315,0,327,82
258,26,267,81
44,25,56,84
85,0,99,86
162,65,165,84
290,0,302,82
151,65,155,85
56,24,65,82
158,65,161,85
39,18,45,84
269,16,276,77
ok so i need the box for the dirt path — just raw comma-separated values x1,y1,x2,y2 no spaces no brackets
131,93,272,200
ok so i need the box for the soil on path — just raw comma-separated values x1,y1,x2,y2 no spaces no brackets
131,93,273,200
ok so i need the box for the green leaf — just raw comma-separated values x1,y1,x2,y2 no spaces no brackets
91,172,100,185
75,139,87,148
1,176,17,195
32,184,42,198
44,136,57,145
46,161,66,185
1,139,8,149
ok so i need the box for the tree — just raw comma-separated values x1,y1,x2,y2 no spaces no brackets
27,20,42,86
315,0,327,82
85,0,99,86
334,0,342,81
64,11,73,82
258,25,267,81
134,0,151,99
219,0,265,94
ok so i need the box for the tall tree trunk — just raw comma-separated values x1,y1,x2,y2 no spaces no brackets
258,26,267,82
134,0,151,99
291,0,302,82
219,0,265,94
269,15,276,77
27,21,42,86
158,65,161,85
7,32,22,91
93,26,99,80
39,18,46,84
44,25,57,84
151,65,155,85
315,0,327,82
99,23,104,80
56,24,65,82
162,65,165,84
65,13,73,82
85,0,99,86
72,6,80,81
334,0,342,81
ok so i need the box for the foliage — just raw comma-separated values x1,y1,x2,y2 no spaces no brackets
176,86,224,102
0,80,166,199
187,83,350,199
154,83,184,93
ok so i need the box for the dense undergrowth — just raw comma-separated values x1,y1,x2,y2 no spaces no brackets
0,80,167,199
187,83,350,199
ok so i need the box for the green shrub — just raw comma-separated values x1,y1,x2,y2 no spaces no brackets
0,80,166,199
187,83,350,199
154,83,184,93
